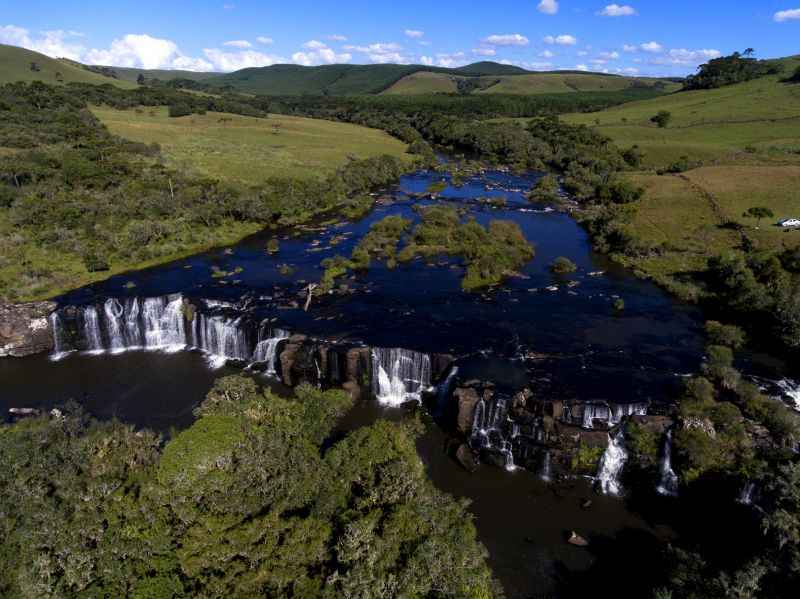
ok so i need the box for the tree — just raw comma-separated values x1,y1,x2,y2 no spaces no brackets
650,110,672,128
743,48,755,57
136,73,146,85
743,206,774,229
29,61,40,72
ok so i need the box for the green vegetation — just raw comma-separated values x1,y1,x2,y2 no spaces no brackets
319,206,534,292
684,50,781,91
92,105,410,184
0,376,498,598
0,82,417,300
550,256,577,274
0,44,136,88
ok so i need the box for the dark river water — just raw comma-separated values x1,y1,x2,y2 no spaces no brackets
1,167,796,597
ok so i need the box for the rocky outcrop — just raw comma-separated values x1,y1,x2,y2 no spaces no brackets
454,387,481,434
0,301,56,358
456,444,480,472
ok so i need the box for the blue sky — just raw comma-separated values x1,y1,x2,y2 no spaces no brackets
1,1,799,75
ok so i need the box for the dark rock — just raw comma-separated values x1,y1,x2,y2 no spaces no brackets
630,415,674,435
456,444,480,473
0,301,57,357
454,387,480,434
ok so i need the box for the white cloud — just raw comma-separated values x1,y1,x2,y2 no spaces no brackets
647,48,721,66
623,67,639,74
420,55,434,66
404,29,424,39
539,49,555,58
86,34,213,70
202,48,285,71
0,26,86,61
435,52,467,68
640,41,663,53
577,50,589,56
774,8,800,22
256,36,274,45
537,0,559,15
303,39,327,50
472,47,497,57
591,59,607,65
327,34,347,42
345,42,406,64
575,64,589,71
292,41,351,66
623,44,637,52
483,33,529,46
599,4,637,17
224,39,252,48
599,51,620,60
544,34,577,46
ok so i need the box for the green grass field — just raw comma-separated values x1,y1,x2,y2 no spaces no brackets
382,71,459,94
561,66,800,294
564,70,800,166
0,44,136,88
91,106,410,184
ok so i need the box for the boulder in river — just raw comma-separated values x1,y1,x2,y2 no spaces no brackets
456,443,480,472
0,301,56,357
567,531,589,547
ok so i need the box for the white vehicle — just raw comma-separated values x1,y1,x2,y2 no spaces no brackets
779,218,800,228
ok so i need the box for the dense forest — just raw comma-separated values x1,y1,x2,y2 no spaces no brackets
0,377,498,597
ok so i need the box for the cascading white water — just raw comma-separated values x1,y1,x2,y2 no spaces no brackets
597,429,628,496
48,311,72,361
540,450,552,482
777,379,800,412
252,328,290,375
82,306,104,353
610,402,649,425
656,430,679,497
738,482,756,505
193,314,251,368
104,298,127,353
371,348,432,406
471,396,516,471
143,296,186,351
582,403,611,429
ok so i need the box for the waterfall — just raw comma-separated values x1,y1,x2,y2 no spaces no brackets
142,296,186,351
104,299,126,353
192,313,252,368
82,306,104,353
371,348,432,406
48,312,72,361
471,396,516,471
738,482,756,505
656,430,679,497
597,429,628,496
252,328,290,375
577,402,649,429
435,365,459,416
540,450,552,482
582,403,611,429
609,402,649,425
777,379,800,412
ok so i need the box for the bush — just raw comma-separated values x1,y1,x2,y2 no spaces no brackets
168,103,192,118
651,110,672,128
529,174,560,203
705,321,746,349
550,256,577,274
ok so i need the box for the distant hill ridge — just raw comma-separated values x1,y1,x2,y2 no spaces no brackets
0,42,681,96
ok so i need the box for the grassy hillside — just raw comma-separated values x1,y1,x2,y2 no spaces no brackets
93,65,220,83
0,44,136,88
384,70,680,96
91,105,410,184
561,62,800,296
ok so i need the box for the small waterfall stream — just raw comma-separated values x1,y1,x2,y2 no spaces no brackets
597,429,628,496
471,397,516,472
371,348,432,406
656,430,680,497
435,365,459,416
252,328,290,375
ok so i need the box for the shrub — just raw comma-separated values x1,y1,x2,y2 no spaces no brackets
651,110,672,128
705,321,746,349
528,174,560,203
168,103,192,118
550,256,577,274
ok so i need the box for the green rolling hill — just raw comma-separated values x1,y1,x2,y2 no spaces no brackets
0,44,136,88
